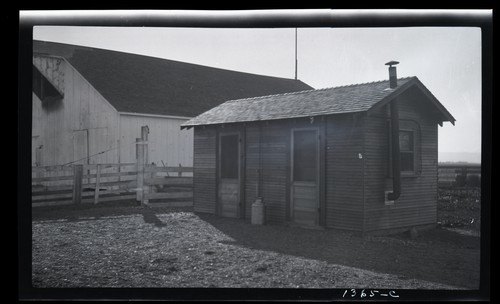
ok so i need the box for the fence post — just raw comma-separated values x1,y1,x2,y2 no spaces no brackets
142,165,150,206
142,126,149,166
142,126,149,206
136,138,143,202
94,164,101,205
72,164,83,205
137,126,150,206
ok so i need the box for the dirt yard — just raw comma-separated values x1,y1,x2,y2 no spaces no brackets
32,187,481,289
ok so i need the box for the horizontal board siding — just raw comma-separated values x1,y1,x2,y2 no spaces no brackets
325,114,364,230
244,126,259,220
193,128,216,214
244,125,288,224
363,93,439,232
327,208,364,232
364,207,437,230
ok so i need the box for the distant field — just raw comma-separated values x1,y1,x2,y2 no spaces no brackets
438,152,481,164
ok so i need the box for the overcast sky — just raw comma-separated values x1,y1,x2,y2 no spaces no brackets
33,25,482,163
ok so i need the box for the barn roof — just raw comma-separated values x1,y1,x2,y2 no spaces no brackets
181,76,456,128
33,40,313,117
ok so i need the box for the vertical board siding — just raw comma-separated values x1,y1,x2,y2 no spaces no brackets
32,56,120,167
363,91,439,232
119,115,194,167
193,127,217,214
33,55,65,93
33,55,193,172
325,114,365,231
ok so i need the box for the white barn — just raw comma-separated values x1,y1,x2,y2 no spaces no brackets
32,41,312,167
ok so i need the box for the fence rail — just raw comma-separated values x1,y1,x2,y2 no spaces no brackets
437,164,481,187
32,163,193,208
33,163,480,207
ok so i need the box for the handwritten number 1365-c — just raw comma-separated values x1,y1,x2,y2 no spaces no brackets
342,289,399,298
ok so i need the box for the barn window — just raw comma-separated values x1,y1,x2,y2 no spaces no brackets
32,65,63,105
220,134,239,179
399,130,415,172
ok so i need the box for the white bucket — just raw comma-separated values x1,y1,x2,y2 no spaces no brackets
251,197,265,225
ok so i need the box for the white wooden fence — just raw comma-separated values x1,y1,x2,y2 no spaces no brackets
32,163,193,207
32,125,193,208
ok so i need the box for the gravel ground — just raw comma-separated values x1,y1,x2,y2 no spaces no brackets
32,210,458,289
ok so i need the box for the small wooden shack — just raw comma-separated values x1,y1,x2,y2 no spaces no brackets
182,63,455,233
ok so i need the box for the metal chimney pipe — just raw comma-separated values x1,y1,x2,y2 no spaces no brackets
385,60,399,89
385,61,401,201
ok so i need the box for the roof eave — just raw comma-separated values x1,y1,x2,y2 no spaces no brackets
367,77,456,125
412,80,456,125
180,110,366,129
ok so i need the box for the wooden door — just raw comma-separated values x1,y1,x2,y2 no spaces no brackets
218,133,240,218
291,128,320,226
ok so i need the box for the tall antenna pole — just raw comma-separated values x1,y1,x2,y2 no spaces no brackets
294,28,298,80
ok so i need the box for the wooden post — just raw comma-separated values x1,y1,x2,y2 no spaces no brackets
117,139,121,185
137,126,150,206
178,163,182,177
142,126,149,206
141,126,149,165
149,164,157,197
35,146,43,180
72,164,83,205
162,160,170,177
142,165,149,206
136,138,143,202
35,145,42,167
94,164,101,205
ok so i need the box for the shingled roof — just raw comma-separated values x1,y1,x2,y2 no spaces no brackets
181,76,455,128
33,40,313,117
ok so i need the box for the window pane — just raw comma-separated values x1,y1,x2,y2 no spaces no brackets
399,131,413,152
401,152,414,171
293,130,318,182
220,135,238,179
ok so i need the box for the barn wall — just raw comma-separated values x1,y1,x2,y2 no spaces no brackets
32,55,193,168
119,114,193,167
325,113,365,231
192,127,217,214
363,90,439,232
32,56,120,166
